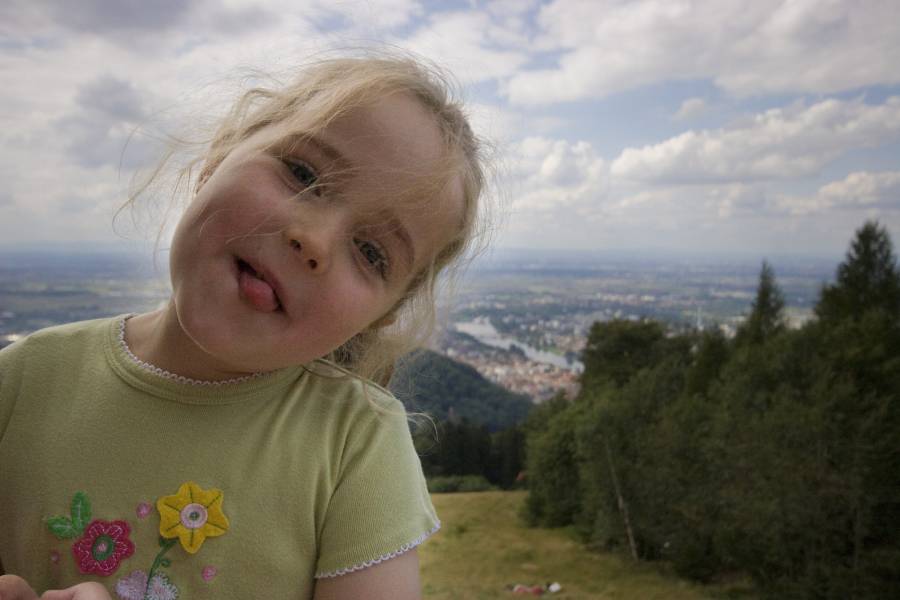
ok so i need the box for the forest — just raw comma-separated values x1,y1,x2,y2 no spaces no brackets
410,221,899,599
391,349,531,492
525,221,899,599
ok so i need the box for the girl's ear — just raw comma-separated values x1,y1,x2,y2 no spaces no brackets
370,314,396,329
196,152,227,194
195,165,213,194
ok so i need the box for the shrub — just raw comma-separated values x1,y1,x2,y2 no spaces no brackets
427,475,496,493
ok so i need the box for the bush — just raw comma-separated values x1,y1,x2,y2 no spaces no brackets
427,475,496,493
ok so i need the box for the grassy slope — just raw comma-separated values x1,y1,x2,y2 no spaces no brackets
420,491,754,600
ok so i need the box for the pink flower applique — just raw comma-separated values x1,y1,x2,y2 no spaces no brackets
201,565,217,582
116,569,178,600
136,502,152,519
72,519,135,576
115,570,147,600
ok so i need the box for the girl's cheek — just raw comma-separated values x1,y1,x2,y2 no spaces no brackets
194,206,276,241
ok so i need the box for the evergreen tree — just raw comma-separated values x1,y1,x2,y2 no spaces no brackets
415,418,491,478
523,403,584,527
735,260,786,346
812,222,900,597
817,221,900,323
522,392,583,527
488,426,526,488
575,350,694,558
580,319,668,388
684,329,729,398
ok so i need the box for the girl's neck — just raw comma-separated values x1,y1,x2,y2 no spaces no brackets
124,302,262,383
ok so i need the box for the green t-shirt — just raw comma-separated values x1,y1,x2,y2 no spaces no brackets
0,316,439,599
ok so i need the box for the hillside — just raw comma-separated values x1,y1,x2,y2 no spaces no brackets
420,491,755,599
391,349,533,431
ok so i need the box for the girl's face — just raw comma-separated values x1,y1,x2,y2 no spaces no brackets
168,92,463,374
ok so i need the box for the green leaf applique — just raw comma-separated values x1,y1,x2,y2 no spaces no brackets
46,516,79,539
70,491,91,533
46,491,92,540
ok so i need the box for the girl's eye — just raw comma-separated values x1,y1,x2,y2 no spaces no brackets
284,159,319,192
354,238,389,278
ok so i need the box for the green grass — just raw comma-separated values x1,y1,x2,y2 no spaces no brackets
420,491,755,599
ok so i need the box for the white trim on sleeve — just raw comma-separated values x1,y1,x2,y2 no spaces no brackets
314,520,442,579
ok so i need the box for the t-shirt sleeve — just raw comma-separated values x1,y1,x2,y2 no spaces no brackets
314,395,440,579
0,338,26,442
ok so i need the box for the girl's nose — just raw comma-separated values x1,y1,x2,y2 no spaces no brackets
284,221,334,273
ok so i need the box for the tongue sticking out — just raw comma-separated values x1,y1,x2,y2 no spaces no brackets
238,269,280,312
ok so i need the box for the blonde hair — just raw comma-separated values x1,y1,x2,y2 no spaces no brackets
126,53,487,386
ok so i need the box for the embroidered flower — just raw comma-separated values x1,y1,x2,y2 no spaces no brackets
157,481,229,554
116,569,179,600
115,570,148,600
146,573,179,600
71,519,135,576
201,565,218,582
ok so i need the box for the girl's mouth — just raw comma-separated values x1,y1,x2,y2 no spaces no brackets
236,258,283,312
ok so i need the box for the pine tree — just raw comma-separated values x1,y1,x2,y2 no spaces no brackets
812,221,900,597
580,320,668,388
817,221,900,323
735,260,786,346
684,329,729,397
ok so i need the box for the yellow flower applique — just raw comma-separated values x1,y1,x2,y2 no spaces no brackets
157,481,229,554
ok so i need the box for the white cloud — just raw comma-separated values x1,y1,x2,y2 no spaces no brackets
467,102,569,146
490,136,611,250
581,173,900,256
611,182,770,221
776,171,900,216
401,10,530,84
502,137,606,212
466,102,520,143
506,0,900,105
51,75,168,170
495,179,837,254
674,97,707,121
43,0,194,34
820,171,900,206
266,0,425,31
3,0,423,41
0,160,134,242
611,97,900,184
486,0,542,18
584,181,867,256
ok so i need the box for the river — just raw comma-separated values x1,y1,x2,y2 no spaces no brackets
454,317,584,372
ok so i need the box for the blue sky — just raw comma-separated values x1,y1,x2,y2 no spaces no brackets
1,0,899,259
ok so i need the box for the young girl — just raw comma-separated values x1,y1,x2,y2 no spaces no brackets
0,55,485,600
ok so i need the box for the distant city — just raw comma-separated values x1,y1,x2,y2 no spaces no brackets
0,246,838,402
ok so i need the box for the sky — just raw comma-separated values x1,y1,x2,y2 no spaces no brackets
1,0,899,260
